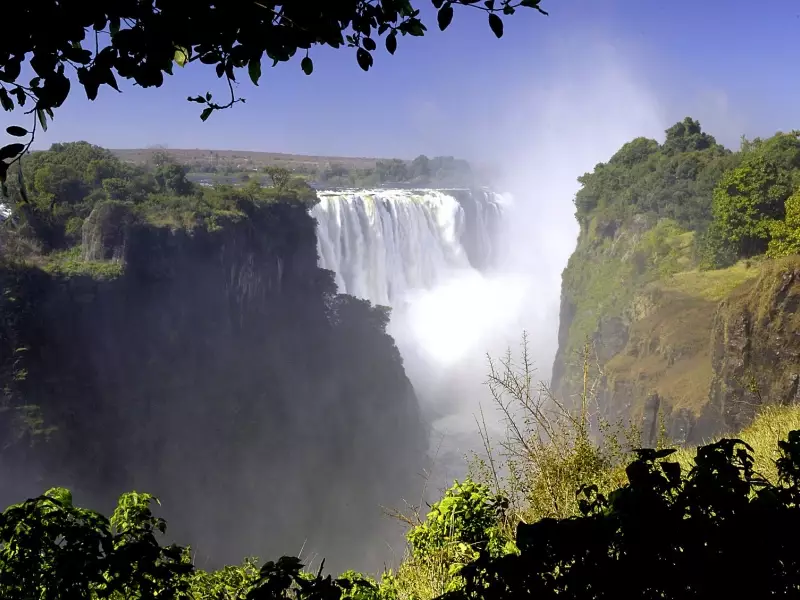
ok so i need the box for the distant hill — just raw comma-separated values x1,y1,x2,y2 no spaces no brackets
111,148,385,173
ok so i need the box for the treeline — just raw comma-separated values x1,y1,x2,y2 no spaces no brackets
574,117,800,269
1,142,317,258
184,154,477,188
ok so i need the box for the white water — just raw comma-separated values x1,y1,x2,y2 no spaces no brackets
313,189,500,308
312,188,527,490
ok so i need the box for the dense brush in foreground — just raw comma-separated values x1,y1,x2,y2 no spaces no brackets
4,405,800,599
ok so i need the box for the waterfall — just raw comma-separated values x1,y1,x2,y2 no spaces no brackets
312,187,515,492
311,188,505,307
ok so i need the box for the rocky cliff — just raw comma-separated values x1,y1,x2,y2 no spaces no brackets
0,197,427,574
551,121,800,446
551,215,800,445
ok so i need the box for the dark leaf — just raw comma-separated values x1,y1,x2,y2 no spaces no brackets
356,48,373,71
36,108,48,132
0,144,25,160
17,165,28,203
0,89,12,112
484,0,495,8
200,107,213,121
11,88,25,107
109,17,121,36
248,57,262,85
438,4,454,30
654,448,677,459
432,0,445,7
386,32,398,55
363,37,377,51
661,461,682,486
503,4,515,15
216,63,225,78
5,126,27,137
488,13,504,37
301,56,314,75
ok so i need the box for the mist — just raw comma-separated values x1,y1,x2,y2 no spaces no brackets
387,41,668,493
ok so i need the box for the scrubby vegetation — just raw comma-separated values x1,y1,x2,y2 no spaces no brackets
5,337,800,599
0,142,318,263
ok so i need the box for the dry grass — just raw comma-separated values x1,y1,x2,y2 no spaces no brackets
658,259,760,302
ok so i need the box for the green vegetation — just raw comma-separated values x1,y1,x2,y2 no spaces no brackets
556,118,800,430
0,141,318,274
5,337,800,599
574,117,737,233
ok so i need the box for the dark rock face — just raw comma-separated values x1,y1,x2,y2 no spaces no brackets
709,260,800,434
81,201,134,262
0,202,427,574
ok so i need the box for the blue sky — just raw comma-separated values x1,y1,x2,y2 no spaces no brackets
2,0,798,160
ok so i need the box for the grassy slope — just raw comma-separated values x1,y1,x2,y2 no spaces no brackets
604,258,761,417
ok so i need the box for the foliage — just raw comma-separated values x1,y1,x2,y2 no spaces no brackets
574,118,735,232
404,479,514,593
41,246,124,279
315,155,476,188
445,430,800,599
0,0,548,181
9,406,800,599
709,132,800,260
264,167,292,191
0,487,192,600
767,189,800,257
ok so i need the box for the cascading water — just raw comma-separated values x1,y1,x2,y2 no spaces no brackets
313,189,504,307
312,188,525,491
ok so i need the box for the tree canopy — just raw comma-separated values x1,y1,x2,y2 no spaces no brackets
0,0,548,186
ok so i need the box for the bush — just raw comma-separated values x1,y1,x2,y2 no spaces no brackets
446,431,800,599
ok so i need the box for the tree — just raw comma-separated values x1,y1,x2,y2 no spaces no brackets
710,132,800,258
0,0,549,189
411,154,432,180
264,166,291,190
662,117,718,155
153,162,193,196
767,189,800,258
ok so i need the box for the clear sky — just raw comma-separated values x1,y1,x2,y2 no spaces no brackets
2,0,798,160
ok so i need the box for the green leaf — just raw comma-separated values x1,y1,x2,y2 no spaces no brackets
6,126,27,137
0,143,24,160
301,56,314,75
438,4,454,30
174,46,189,67
386,32,398,55
248,57,262,84
488,13,503,37
200,107,213,121
356,48,373,71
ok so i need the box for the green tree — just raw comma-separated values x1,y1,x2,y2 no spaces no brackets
154,162,193,196
608,136,659,167
710,132,800,257
264,166,291,190
662,116,718,155
411,154,432,180
767,189,800,258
